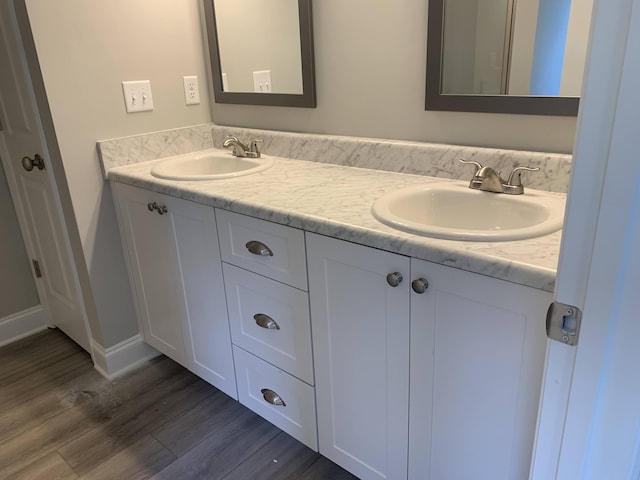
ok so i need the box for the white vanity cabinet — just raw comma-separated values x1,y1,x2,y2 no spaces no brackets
409,258,550,480
112,182,236,399
307,232,411,480
112,178,552,480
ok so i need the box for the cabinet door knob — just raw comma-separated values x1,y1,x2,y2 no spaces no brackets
261,388,286,406
246,240,273,256
254,313,280,330
386,272,403,287
411,278,429,294
147,202,168,215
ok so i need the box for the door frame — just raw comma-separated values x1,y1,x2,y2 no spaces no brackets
531,0,640,477
0,0,94,356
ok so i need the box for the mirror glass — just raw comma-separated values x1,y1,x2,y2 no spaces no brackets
203,0,316,107
427,0,594,115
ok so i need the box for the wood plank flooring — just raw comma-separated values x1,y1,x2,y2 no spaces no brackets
0,329,358,480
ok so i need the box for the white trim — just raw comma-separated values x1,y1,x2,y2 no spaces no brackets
91,334,159,380
0,305,47,347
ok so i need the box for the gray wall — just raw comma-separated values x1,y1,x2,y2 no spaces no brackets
25,0,212,347
0,157,39,319
211,0,578,154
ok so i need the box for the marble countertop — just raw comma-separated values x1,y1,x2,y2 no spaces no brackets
107,153,564,292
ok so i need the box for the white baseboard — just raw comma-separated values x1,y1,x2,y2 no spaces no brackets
91,334,160,380
0,306,47,347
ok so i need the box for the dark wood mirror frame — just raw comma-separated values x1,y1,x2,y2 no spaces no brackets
203,0,316,108
425,0,579,116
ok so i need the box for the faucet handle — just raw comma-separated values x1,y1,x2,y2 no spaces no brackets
458,159,483,174
249,139,263,157
507,166,540,186
504,166,540,194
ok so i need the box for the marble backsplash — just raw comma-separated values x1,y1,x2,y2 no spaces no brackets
98,123,572,193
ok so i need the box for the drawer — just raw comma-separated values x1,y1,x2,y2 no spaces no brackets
216,209,307,290
233,346,318,451
224,263,314,384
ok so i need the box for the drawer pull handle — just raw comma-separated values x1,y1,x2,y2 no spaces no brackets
254,313,280,330
261,388,286,407
246,240,273,257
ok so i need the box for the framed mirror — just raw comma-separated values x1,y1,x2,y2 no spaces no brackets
426,0,593,116
203,0,316,108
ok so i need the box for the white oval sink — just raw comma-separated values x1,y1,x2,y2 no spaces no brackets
150,148,273,180
371,182,565,241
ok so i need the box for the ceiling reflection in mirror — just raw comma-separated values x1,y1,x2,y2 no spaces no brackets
214,0,303,94
440,0,594,97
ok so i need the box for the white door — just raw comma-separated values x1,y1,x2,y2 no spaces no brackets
112,183,189,365
307,233,410,480
409,259,550,480
531,0,640,477
0,1,90,351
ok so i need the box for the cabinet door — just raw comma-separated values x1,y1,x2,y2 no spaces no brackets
409,258,551,480
113,183,236,398
171,199,236,399
307,233,410,480
113,182,188,365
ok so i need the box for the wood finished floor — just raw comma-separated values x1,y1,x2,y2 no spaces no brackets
0,329,358,480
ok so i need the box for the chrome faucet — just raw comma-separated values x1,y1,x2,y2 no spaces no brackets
459,159,539,195
223,135,262,158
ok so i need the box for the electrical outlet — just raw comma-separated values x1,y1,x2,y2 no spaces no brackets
253,70,272,93
121,80,154,113
183,75,200,105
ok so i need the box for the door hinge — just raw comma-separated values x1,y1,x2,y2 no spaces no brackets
546,301,582,346
32,259,43,278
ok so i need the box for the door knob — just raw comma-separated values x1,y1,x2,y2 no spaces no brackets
386,272,403,287
21,154,45,171
147,202,168,215
411,278,429,294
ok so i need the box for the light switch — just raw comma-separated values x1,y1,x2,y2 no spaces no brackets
122,80,154,113
253,70,272,93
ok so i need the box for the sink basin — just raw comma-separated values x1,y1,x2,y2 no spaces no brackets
150,149,273,180
371,182,565,241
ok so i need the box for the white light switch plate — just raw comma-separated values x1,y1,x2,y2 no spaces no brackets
122,80,154,113
182,75,200,105
253,70,272,93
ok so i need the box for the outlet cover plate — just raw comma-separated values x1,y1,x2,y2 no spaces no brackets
182,75,200,105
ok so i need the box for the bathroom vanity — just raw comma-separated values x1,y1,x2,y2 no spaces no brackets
102,126,566,480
